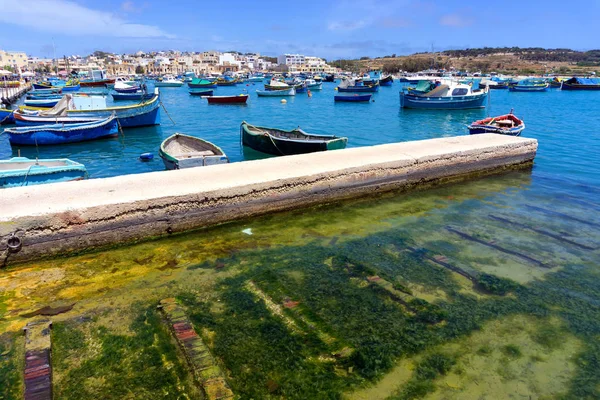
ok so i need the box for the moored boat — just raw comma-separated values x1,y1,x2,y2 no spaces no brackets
4,115,118,145
23,98,60,108
337,78,379,92
560,77,600,90
467,111,525,136
256,88,296,96
400,80,488,109
154,76,183,87
206,95,248,104
159,133,229,170
0,108,15,124
188,89,214,96
216,77,239,86
379,75,394,86
334,94,372,102
13,110,105,126
111,91,154,101
240,121,348,156
305,79,322,90
188,79,217,88
0,157,87,188
508,79,548,92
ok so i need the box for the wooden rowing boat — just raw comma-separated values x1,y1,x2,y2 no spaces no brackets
159,133,229,170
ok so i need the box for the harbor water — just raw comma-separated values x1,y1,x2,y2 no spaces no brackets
0,82,599,399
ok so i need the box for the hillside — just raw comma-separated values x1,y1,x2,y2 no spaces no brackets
336,47,600,75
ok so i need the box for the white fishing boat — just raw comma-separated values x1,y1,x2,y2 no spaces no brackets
155,75,183,87
256,87,296,96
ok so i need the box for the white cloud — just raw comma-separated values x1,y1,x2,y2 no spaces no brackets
0,0,175,38
327,0,412,32
328,20,367,31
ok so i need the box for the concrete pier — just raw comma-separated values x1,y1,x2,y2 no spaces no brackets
1,82,31,104
0,134,537,265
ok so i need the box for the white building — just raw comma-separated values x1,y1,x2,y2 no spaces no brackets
278,54,305,66
0,50,28,69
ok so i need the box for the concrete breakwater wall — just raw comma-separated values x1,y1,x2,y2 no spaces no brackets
0,134,537,266
2,82,31,104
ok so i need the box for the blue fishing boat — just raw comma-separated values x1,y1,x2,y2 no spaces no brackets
188,89,214,96
31,88,62,95
111,91,155,101
334,94,372,102
379,75,394,86
337,78,379,93
4,115,118,145
400,80,488,109
26,93,63,100
188,79,217,89
0,157,87,188
23,98,60,108
61,84,80,92
508,79,548,92
13,110,104,127
0,108,15,124
560,77,600,90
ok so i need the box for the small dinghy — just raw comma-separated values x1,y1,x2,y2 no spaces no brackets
240,121,348,156
0,157,87,188
206,95,248,104
467,111,525,136
189,89,214,96
159,133,229,170
334,94,372,102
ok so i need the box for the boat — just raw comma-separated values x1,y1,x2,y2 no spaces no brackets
154,76,183,87
159,133,229,170
0,108,15,124
111,91,154,101
467,111,525,136
508,79,548,92
206,95,248,104
216,77,238,86
560,77,600,90
337,78,379,92
114,80,140,93
188,89,214,96
4,115,118,145
334,94,372,102
0,157,87,188
21,89,161,128
23,98,60,108
13,110,105,126
324,74,336,82
240,121,347,156
264,80,291,91
30,88,62,95
379,75,394,86
305,79,322,90
256,88,296,96
188,79,217,88
400,80,488,109
79,70,115,87
248,74,265,82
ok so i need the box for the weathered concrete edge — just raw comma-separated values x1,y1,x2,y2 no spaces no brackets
0,134,537,265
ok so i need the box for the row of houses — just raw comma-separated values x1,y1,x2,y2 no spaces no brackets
1,49,338,76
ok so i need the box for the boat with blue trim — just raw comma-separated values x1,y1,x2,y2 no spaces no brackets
509,79,548,92
4,115,118,145
0,157,87,188
0,108,15,124
400,80,488,109
560,77,600,90
188,79,218,88
467,111,525,136
334,94,372,102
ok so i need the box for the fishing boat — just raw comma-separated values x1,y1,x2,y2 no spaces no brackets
0,157,87,188
379,75,394,86
256,88,296,96
305,79,322,90
240,121,347,156
334,94,372,102
264,80,291,91
188,79,217,88
111,91,154,101
21,89,161,128
248,74,265,82
508,79,548,92
114,80,140,93
154,76,183,87
23,98,60,108
206,95,248,104
189,89,214,96
324,74,336,82
337,78,379,92
560,77,600,90
0,108,15,124
79,70,115,87
467,111,525,136
216,77,238,86
30,88,62,95
4,115,118,145
13,110,105,126
400,80,488,109
159,133,229,170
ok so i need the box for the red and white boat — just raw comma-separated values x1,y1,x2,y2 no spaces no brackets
467,111,525,136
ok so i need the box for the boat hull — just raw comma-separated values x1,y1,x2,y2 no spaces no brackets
111,92,154,101
508,85,548,92
23,99,60,108
334,94,372,102
154,82,183,87
468,125,524,136
5,117,119,145
0,157,86,188
560,83,600,90
0,109,15,124
400,92,488,109
188,81,217,88
14,113,104,127
337,85,379,92
379,76,393,86
80,79,116,87
256,88,296,96
189,90,214,96
207,95,248,104
61,84,80,92
307,83,322,90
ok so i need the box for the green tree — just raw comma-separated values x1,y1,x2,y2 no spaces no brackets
135,65,145,74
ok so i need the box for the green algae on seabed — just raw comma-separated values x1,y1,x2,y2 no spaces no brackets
0,171,599,399
52,305,203,399
0,333,23,400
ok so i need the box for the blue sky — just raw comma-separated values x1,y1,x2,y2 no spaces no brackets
0,0,598,59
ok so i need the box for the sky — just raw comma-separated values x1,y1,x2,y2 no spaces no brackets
0,0,598,60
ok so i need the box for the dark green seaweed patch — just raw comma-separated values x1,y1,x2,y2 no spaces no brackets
477,273,520,295
390,353,456,400
501,344,523,359
52,306,199,399
0,334,21,400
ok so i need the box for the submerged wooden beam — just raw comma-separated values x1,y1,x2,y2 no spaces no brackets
158,298,234,400
0,134,537,265
23,320,52,400
446,227,551,269
525,205,600,229
489,214,596,250
405,245,478,281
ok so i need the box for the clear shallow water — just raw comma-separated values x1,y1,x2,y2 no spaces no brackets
1,83,599,399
